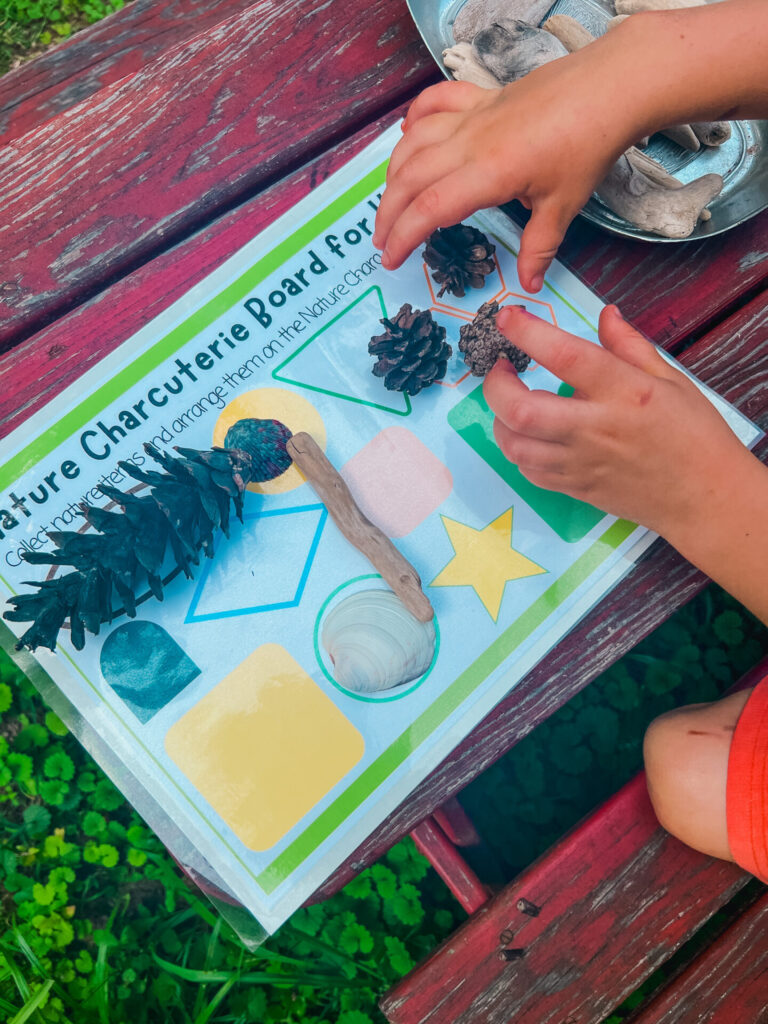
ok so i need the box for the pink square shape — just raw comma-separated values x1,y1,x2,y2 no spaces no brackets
341,426,453,538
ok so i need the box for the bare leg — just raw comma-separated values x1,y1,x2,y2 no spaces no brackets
643,689,753,861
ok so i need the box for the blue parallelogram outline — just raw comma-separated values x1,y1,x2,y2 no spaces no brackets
185,504,328,623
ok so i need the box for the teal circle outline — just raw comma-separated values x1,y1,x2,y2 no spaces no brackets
313,573,440,703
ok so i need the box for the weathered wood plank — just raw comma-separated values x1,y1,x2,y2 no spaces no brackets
0,0,765,363
632,890,768,1023
0,0,436,350
380,774,749,1024
0,112,393,439
0,0,264,145
312,289,768,898
547,209,768,353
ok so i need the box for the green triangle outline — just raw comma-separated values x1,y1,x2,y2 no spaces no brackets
271,285,412,416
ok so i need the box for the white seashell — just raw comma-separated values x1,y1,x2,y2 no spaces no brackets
322,589,436,694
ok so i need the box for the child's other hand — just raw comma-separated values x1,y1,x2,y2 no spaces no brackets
373,59,630,293
483,305,749,535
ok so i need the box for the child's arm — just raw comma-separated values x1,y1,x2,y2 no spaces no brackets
483,305,768,625
373,0,768,292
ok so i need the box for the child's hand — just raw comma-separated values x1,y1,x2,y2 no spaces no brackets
373,55,634,292
483,305,752,536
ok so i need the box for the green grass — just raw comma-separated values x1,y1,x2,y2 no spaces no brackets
0,0,126,76
1,583,766,1023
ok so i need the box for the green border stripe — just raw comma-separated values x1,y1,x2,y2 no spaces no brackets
0,161,389,492
257,515,636,891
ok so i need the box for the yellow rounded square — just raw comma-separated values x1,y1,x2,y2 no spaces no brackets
165,644,365,850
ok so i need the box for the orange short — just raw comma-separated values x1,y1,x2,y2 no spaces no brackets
727,675,768,883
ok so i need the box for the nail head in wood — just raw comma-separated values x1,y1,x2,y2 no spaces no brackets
498,947,526,962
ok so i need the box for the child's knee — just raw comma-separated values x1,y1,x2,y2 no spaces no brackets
642,697,739,861
643,707,698,833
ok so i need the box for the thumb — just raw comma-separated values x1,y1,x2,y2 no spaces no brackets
516,202,569,293
598,305,671,377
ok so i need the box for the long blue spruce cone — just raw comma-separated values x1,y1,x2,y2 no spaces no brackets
4,443,257,652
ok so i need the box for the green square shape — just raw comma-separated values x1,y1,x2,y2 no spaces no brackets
447,384,605,543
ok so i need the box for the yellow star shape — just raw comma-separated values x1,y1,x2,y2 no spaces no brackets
430,509,547,621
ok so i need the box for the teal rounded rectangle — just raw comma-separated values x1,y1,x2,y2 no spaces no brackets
447,384,605,543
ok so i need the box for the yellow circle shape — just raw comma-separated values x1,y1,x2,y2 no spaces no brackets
213,387,326,494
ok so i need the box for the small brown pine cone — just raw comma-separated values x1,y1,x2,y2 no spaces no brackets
369,304,452,395
458,301,532,376
423,223,497,298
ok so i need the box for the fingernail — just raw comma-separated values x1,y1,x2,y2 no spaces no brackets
495,354,517,373
381,249,392,269
401,119,408,132
529,274,544,293
516,304,536,318
613,304,624,319
499,301,528,325
372,232,381,249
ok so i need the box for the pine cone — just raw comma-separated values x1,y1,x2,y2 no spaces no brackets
458,301,532,376
369,304,452,395
423,224,496,298
4,443,260,652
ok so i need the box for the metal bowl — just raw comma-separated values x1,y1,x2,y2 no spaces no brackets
405,0,768,241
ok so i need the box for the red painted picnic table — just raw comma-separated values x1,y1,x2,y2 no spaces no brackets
1,0,767,947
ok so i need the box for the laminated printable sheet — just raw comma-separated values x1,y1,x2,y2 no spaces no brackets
0,125,761,939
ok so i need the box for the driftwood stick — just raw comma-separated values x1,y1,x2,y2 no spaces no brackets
542,14,597,52
623,147,707,220
661,123,700,151
615,0,706,11
622,147,708,218
472,20,568,83
691,120,732,147
596,150,721,236
287,432,434,622
443,42,503,88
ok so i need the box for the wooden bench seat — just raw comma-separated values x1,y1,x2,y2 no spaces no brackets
632,890,768,1023
380,658,768,1024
